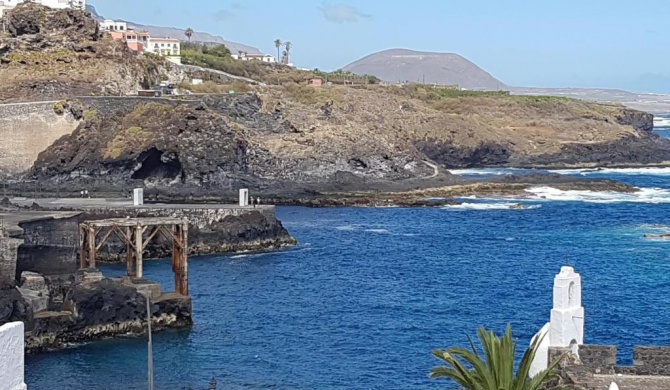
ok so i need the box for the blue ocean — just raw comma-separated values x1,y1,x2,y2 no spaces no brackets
24,136,670,389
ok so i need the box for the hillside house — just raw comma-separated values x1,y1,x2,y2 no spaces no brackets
100,19,127,32
0,0,86,17
232,52,276,63
109,30,149,55
146,37,181,64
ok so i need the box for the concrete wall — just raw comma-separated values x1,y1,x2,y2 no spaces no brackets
0,322,27,390
0,236,23,281
0,101,79,174
16,216,80,278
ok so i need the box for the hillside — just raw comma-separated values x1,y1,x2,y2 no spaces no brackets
86,5,262,55
343,49,506,90
0,3,173,102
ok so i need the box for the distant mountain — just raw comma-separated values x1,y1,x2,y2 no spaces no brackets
343,48,506,90
86,5,261,55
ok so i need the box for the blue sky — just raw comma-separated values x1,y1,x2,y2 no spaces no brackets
90,0,670,93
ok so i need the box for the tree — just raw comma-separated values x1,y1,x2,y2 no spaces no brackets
430,325,563,390
283,41,292,65
274,39,282,63
184,28,194,42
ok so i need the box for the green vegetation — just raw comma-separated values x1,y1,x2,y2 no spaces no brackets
82,109,98,122
53,100,67,115
105,126,147,159
178,81,252,94
312,69,381,85
283,82,344,105
430,325,562,390
184,28,194,42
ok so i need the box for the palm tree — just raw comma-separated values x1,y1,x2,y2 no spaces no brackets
283,41,292,65
184,28,194,42
430,325,563,390
274,39,282,63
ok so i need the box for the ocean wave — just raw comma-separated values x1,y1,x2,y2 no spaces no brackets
524,186,670,203
551,167,670,176
449,167,670,177
442,202,541,210
365,229,390,234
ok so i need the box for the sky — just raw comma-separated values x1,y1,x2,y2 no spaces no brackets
90,0,670,93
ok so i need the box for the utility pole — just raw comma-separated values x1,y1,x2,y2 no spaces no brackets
146,295,154,390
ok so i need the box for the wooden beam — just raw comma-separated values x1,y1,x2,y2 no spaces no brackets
95,227,115,252
181,222,189,295
142,226,161,251
126,226,133,276
88,226,96,269
79,225,86,269
135,225,143,278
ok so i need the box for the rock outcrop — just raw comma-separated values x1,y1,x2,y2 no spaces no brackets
2,268,192,353
0,4,169,102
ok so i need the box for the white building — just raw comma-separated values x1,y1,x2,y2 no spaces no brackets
0,0,86,17
232,52,276,64
100,19,127,32
146,37,181,64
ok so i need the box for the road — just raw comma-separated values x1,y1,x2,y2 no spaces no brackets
423,161,440,178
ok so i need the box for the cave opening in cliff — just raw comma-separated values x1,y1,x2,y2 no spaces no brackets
131,148,183,182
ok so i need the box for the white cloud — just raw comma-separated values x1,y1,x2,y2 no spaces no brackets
319,2,371,24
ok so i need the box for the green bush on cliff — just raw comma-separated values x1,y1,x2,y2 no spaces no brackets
53,100,67,115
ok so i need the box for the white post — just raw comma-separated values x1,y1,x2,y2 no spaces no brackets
239,189,249,207
0,322,27,390
133,188,144,206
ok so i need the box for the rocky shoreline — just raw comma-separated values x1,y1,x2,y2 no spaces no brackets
2,269,192,353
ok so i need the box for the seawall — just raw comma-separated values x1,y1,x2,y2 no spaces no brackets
0,101,79,175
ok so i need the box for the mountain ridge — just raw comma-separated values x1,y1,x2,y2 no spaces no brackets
343,48,506,90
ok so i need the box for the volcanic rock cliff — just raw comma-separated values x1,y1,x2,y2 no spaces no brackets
0,3,168,102
28,86,670,196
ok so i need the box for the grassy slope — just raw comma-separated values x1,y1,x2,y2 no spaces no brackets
255,83,639,163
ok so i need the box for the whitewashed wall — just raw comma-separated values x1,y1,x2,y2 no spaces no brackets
0,322,27,390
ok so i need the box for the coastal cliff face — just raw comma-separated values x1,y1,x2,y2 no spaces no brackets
26,88,668,196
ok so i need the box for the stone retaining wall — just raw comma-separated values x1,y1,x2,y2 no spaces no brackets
550,344,670,377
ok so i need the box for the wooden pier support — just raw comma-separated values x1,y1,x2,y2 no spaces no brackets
79,217,189,295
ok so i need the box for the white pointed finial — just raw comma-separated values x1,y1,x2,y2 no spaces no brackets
609,382,619,390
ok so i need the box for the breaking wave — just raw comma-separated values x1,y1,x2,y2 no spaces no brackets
442,202,541,210
551,167,670,176
524,186,670,203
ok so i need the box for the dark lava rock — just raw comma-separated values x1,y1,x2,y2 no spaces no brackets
0,277,31,325
5,3,99,42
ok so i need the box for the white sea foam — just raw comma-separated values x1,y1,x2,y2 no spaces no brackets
551,167,670,176
442,202,541,210
524,186,670,203
365,229,390,234
449,167,670,177
335,225,358,231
